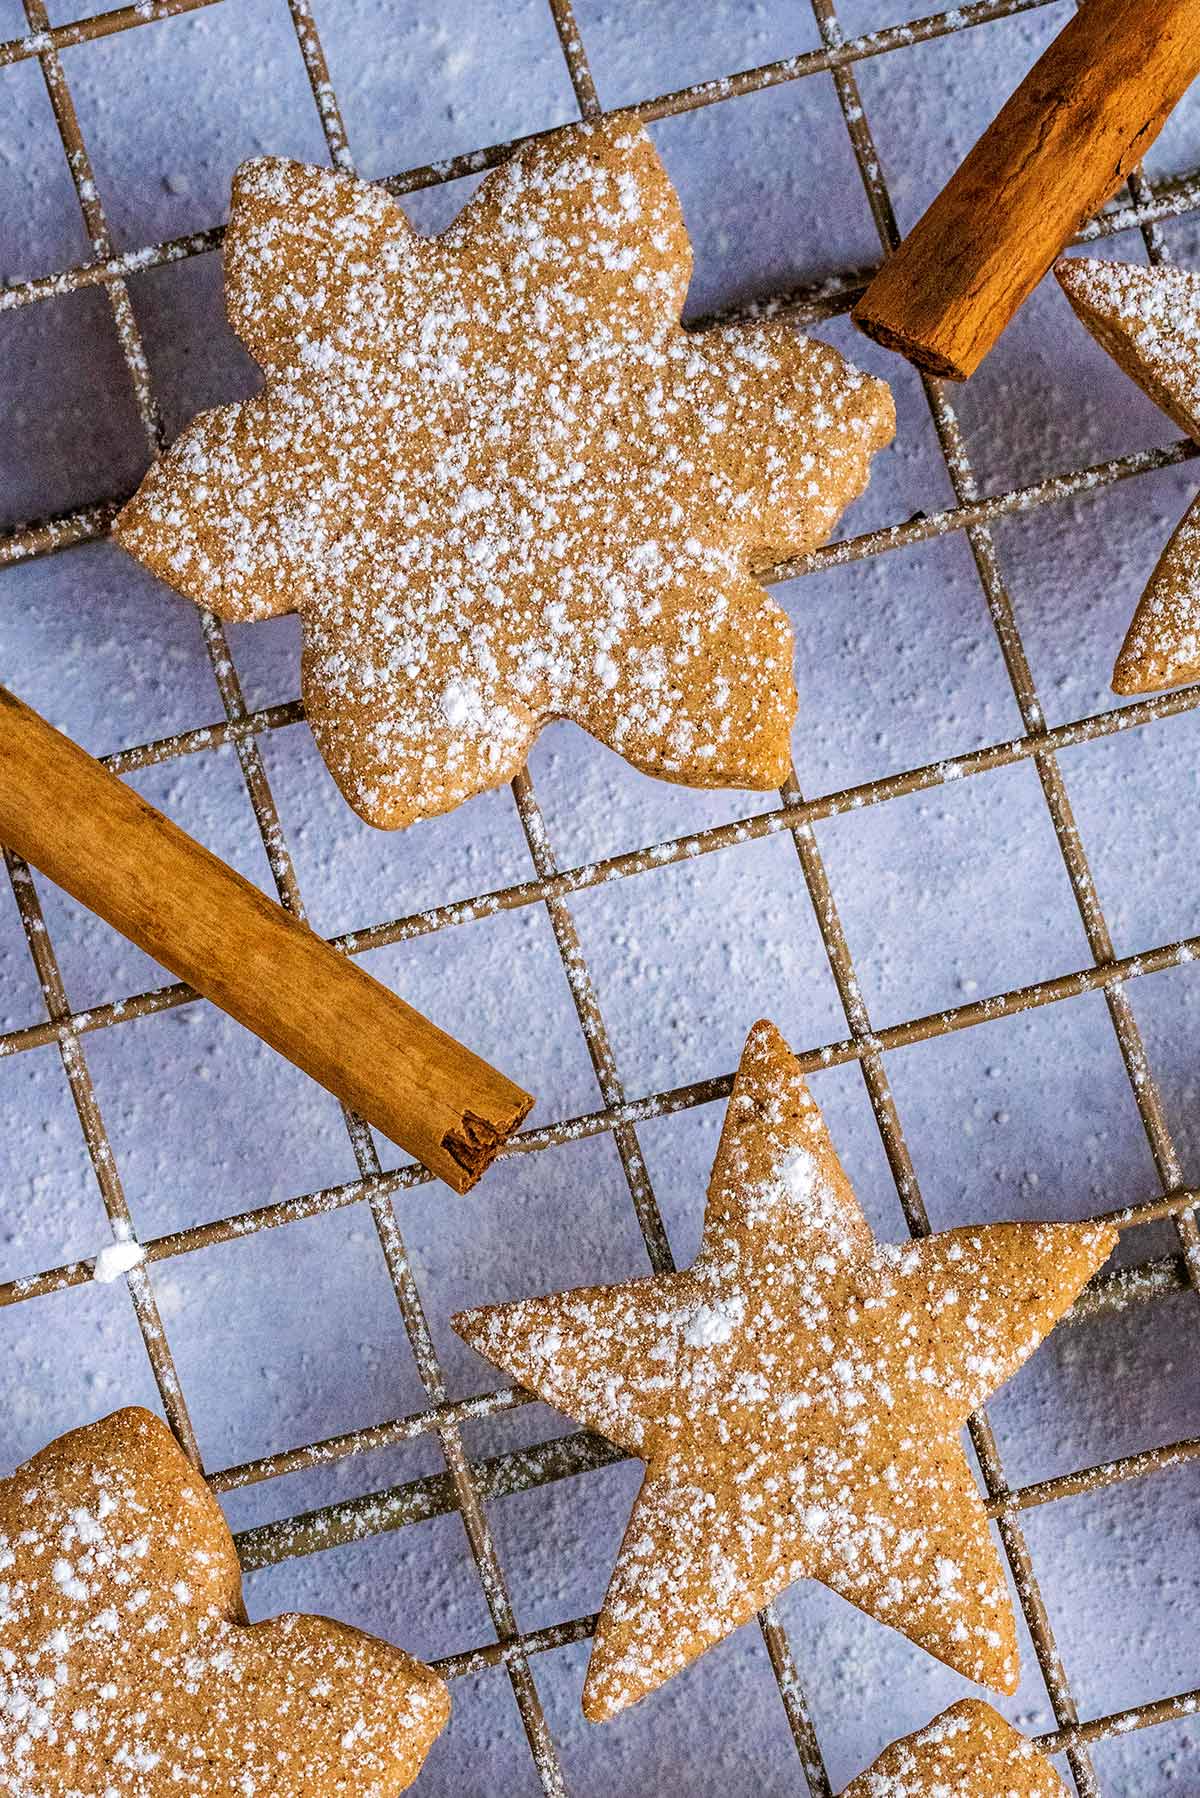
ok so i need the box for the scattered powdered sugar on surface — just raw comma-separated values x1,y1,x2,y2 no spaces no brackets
115,117,893,829
91,1238,145,1284
3,8,1200,1790
454,1022,1117,1722
0,1408,448,1794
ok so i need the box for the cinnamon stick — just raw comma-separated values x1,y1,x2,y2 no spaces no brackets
852,0,1200,380
0,686,533,1192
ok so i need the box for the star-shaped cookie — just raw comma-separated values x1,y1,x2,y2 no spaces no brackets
0,1408,448,1795
1057,256,1200,693
115,119,894,829
454,1021,1115,1720
842,1700,1067,1796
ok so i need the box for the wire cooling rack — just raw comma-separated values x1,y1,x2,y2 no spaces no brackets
2,0,1200,1791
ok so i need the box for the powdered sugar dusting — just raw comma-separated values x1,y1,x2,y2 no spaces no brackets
843,1698,1068,1796
1057,256,1200,694
1057,257,1200,441
454,1021,1117,1720
1115,493,1200,693
91,1238,145,1284
115,118,893,830
0,1408,448,1794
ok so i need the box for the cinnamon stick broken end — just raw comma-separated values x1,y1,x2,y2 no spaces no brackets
440,1090,535,1193
850,298,971,381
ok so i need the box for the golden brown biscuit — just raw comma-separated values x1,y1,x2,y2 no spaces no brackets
1056,255,1200,694
843,1700,1068,1796
454,1020,1115,1721
0,1407,448,1794
115,119,894,829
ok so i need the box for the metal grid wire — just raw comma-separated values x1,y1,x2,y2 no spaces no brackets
2,0,1200,1789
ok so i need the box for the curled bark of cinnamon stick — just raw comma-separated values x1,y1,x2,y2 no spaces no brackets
0,686,533,1191
853,0,1200,380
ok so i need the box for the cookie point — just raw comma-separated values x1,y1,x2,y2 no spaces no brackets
229,152,297,202
580,1667,622,1724
970,1629,1021,1697
79,1404,176,1457
744,1017,790,1059
1111,643,1159,695
1054,254,1100,295
1081,1218,1120,1263
998,1659,1022,1698
109,494,139,547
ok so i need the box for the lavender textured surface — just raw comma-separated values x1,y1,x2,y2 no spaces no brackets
2,0,1200,1792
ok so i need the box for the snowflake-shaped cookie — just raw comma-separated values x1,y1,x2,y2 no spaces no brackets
116,118,894,828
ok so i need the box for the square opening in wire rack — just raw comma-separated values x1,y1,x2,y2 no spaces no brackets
81,997,359,1239
301,0,578,183
570,0,821,103
0,877,53,1035
421,1664,552,1798
0,1277,165,1467
1048,714,1200,960
880,988,1164,1231
0,291,150,533
988,1274,1200,1491
559,824,848,1099
0,54,95,285
648,74,881,322
1018,1454,1200,1725
51,0,332,245
1122,965,1200,1189
809,756,1093,1029
1089,1706,1200,1791
149,1206,442,1470
788,530,1027,797
127,248,261,446
3,538,233,753
241,1488,503,1666
0,0,32,39
0,1039,115,1273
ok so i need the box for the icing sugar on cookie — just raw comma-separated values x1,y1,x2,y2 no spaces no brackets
0,1408,448,1795
842,1700,1068,1796
116,118,894,828
454,1020,1116,1720
1057,256,1200,693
